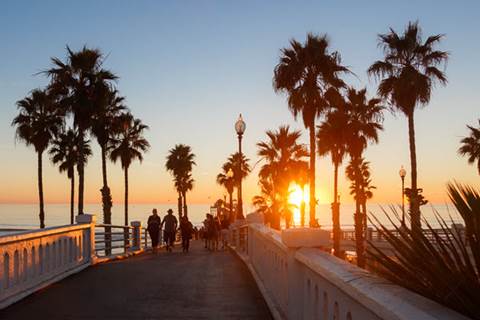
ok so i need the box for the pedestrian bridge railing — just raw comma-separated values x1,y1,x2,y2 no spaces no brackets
230,216,469,320
0,214,151,309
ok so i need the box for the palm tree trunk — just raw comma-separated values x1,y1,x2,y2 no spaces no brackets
123,166,130,250
408,112,421,233
182,191,188,218
177,192,183,218
332,162,341,257
70,173,75,224
309,118,316,227
101,145,113,255
37,151,45,229
229,192,233,223
124,166,129,226
300,185,306,227
353,158,365,268
78,128,85,215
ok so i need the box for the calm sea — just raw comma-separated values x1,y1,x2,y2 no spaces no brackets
0,203,463,231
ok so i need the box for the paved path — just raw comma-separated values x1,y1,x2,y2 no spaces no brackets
0,241,271,319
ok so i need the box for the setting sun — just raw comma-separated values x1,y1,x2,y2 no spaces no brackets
288,183,309,226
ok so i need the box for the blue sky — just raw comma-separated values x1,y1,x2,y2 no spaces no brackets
0,0,479,205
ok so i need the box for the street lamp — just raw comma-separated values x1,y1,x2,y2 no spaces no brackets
235,114,246,220
399,165,407,226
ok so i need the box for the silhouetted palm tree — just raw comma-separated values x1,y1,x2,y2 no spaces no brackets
46,46,117,215
256,125,308,229
12,89,63,228
110,115,150,225
216,164,235,221
165,144,196,218
458,120,480,175
91,89,127,226
179,173,194,218
273,33,349,226
226,152,250,220
368,21,448,231
317,102,348,256
49,128,92,224
344,88,383,267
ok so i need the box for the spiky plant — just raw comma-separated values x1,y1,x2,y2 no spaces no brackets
367,182,480,319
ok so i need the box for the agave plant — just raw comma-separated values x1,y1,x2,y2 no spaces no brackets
367,182,480,319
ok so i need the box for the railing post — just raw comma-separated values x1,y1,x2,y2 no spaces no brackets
76,214,97,263
281,228,331,320
131,221,142,251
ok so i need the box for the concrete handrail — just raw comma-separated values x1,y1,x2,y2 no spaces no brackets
230,216,470,320
0,215,95,309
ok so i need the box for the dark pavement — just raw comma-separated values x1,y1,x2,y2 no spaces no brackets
0,241,271,320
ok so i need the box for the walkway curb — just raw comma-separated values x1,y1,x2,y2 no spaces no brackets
229,245,285,320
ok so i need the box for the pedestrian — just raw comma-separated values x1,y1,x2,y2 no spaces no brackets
161,209,178,252
180,216,193,253
147,208,161,252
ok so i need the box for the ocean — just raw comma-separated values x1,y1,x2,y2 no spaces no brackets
0,202,463,231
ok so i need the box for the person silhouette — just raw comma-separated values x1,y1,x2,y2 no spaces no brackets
161,209,178,252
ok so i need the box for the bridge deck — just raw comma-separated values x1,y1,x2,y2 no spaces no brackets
0,240,271,319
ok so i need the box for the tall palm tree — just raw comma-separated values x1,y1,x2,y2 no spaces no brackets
216,164,235,221
256,125,308,229
12,89,63,228
273,33,349,227
165,144,196,218
226,152,251,220
110,115,150,225
179,173,194,218
91,89,127,226
458,120,480,174
49,128,92,224
46,46,117,215
368,21,448,231
344,88,383,267
317,103,348,256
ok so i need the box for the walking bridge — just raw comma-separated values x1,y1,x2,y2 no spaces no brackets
0,214,469,319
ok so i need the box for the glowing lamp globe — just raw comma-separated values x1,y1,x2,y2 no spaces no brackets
235,114,246,136
399,166,406,178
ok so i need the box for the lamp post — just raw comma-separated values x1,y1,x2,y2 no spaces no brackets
399,165,407,226
235,114,246,220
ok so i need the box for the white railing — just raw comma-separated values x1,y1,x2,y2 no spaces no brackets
230,217,469,320
0,221,93,309
0,214,152,309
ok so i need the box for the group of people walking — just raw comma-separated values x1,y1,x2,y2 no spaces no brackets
200,213,230,251
147,208,194,253
146,208,231,253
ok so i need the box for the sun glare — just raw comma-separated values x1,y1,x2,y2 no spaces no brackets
288,183,309,226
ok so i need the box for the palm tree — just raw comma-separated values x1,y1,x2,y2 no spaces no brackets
110,115,150,225
344,88,383,267
216,164,235,221
273,33,349,227
317,102,349,256
226,152,251,220
12,89,63,228
91,89,126,226
256,125,308,229
179,173,194,218
368,21,448,231
49,128,92,224
46,46,117,215
458,120,480,174
165,144,196,218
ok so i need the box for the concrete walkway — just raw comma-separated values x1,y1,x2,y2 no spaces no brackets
0,241,271,319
